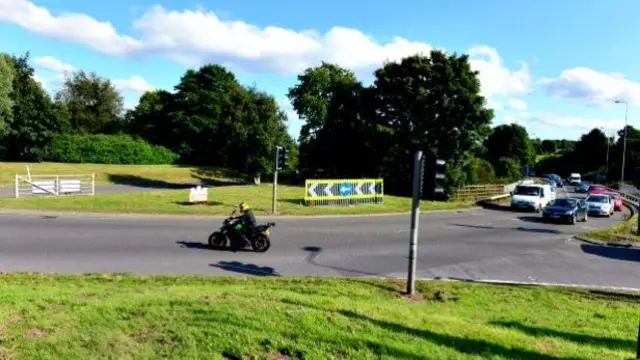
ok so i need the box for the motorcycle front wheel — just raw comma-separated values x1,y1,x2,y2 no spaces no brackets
251,233,271,253
208,232,227,249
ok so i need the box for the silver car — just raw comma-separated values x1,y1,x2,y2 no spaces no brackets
584,194,614,217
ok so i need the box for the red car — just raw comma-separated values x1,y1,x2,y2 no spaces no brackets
605,192,623,211
587,184,606,195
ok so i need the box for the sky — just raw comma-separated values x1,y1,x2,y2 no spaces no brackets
1,0,640,141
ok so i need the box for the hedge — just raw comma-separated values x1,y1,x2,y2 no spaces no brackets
44,134,179,165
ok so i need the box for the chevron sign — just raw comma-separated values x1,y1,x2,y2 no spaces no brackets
304,179,384,206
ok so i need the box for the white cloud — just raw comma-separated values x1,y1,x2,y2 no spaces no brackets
0,0,139,55
506,112,626,131
539,67,640,106
507,98,527,111
486,99,503,111
468,46,531,97
0,1,530,97
33,56,75,73
112,75,155,93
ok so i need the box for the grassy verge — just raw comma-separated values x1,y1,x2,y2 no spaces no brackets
0,274,637,359
0,162,243,186
0,185,474,216
583,214,640,243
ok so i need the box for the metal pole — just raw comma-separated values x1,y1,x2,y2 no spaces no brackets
271,147,280,215
606,133,610,178
621,102,629,187
407,150,423,296
636,322,640,360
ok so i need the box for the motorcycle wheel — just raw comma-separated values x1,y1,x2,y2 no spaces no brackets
251,233,271,253
208,232,227,249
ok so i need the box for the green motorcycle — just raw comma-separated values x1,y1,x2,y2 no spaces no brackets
208,214,274,253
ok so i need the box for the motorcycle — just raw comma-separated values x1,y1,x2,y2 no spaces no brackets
207,211,275,252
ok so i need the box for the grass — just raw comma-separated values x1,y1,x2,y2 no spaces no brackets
0,274,637,359
0,162,244,186
0,185,474,216
583,214,640,243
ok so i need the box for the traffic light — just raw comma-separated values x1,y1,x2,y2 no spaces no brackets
434,159,446,198
275,146,289,170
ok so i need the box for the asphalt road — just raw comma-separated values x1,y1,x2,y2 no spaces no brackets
1,186,639,288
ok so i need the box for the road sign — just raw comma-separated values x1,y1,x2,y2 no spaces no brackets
339,182,352,196
304,178,384,206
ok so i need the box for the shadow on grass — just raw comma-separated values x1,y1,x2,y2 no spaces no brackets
210,261,279,276
279,298,581,360
490,320,636,352
279,198,306,206
107,174,245,190
578,289,640,305
580,243,640,262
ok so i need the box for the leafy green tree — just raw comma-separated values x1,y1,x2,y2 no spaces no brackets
484,124,534,169
287,62,376,176
56,70,124,134
128,64,295,180
574,128,608,173
0,54,14,137
125,90,175,147
540,139,557,154
373,51,494,195
1,53,62,160
496,157,522,181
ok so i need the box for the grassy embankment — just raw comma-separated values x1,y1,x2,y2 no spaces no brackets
0,162,478,215
0,274,637,360
583,213,640,243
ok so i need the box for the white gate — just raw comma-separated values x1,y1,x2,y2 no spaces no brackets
14,174,95,198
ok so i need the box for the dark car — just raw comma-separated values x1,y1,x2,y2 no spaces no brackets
547,174,563,188
575,181,591,193
542,198,587,224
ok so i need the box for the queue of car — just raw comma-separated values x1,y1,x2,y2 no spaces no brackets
510,173,622,225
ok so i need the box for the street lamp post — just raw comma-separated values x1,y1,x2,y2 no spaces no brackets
615,100,629,187
600,127,611,179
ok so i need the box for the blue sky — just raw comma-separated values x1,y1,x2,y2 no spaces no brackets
1,0,640,140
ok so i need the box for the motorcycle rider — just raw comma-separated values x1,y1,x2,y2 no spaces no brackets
235,201,257,230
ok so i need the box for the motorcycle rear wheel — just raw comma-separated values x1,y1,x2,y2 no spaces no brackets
252,234,271,253
208,232,227,249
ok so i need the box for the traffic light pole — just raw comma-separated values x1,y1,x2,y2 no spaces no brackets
407,150,423,296
272,147,280,215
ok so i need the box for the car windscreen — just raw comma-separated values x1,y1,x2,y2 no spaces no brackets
551,199,576,207
514,186,541,196
587,195,608,203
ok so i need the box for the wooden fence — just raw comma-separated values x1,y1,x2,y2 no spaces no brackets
452,184,508,202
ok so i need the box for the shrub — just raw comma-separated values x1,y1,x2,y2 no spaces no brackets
44,134,179,165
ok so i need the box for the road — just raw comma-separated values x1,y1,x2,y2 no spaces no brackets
1,186,639,288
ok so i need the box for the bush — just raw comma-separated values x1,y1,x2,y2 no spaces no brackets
44,134,179,165
469,157,496,184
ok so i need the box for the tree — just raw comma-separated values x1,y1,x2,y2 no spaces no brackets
373,51,494,195
286,63,375,176
125,90,175,147
484,124,534,169
574,128,608,173
540,139,557,154
1,52,62,160
56,70,124,134
128,64,295,180
0,54,14,136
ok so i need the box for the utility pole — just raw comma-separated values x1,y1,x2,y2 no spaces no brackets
615,100,629,187
271,146,288,214
406,151,423,296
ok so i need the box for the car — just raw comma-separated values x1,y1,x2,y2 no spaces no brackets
547,174,563,188
542,198,587,224
511,184,554,212
568,173,581,185
585,194,614,217
587,184,607,195
575,181,591,193
604,191,623,212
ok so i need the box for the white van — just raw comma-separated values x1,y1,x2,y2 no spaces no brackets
568,173,581,185
511,184,553,212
